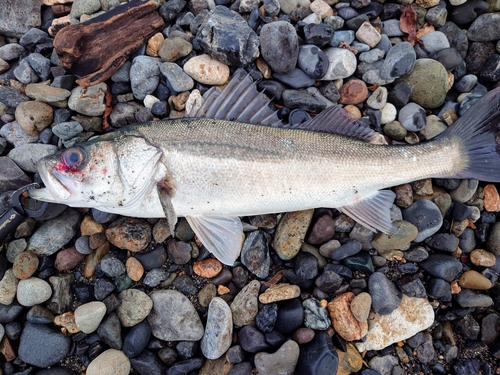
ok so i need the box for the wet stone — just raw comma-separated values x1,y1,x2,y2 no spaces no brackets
398,102,426,132
238,325,269,353
398,276,427,298
420,254,462,282
134,244,167,271
54,246,85,271
295,330,338,375
274,298,304,334
106,217,152,253
402,200,443,243
256,303,278,333
231,280,260,327
241,230,270,278
342,251,374,274
117,289,153,327
130,349,166,375
167,240,192,265
12,251,39,280
294,251,318,280
328,292,368,341
369,272,402,315
274,209,314,260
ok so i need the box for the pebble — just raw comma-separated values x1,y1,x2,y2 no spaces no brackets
398,102,426,132
123,320,151,358
350,292,371,322
167,240,192,266
159,62,194,92
366,86,388,110
327,292,368,341
125,257,144,281
454,289,493,308
470,249,496,267
12,251,39,279
256,303,278,333
201,297,232,359
117,289,153,327
18,322,71,368
487,222,500,256
195,6,259,66
184,55,229,85
159,37,193,62
260,21,298,74
106,217,152,252
25,83,71,103
467,12,500,42
321,48,357,80
74,301,106,333
274,68,316,89
274,298,304,334
148,290,204,341
0,269,19,305
17,277,52,307
254,340,299,375
402,200,443,242
458,270,492,290
15,100,53,136
330,30,355,47
54,246,85,271
303,24,334,47
86,349,131,375
363,295,434,351
371,220,418,252
67,82,107,116
450,179,478,203
397,58,449,109
0,43,25,61
369,272,402,315
230,280,260,327
295,331,338,375
483,184,500,212
274,209,313,260
0,121,40,147
130,56,161,100
303,298,330,330
240,230,270,278
259,283,301,303
420,254,462,282
355,21,381,48
193,258,223,278
338,79,368,105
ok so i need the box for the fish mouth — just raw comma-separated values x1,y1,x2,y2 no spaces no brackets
29,159,71,202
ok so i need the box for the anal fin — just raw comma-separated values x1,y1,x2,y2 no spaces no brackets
186,215,243,266
339,190,396,233
158,186,178,234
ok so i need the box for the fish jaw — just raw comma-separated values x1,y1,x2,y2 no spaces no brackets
30,158,72,202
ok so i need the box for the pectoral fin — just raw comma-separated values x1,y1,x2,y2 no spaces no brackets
158,186,178,234
339,190,396,233
186,215,244,266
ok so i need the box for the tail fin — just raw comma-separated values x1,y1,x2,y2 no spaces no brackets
438,86,500,182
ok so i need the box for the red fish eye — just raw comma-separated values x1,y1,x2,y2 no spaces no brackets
61,146,87,169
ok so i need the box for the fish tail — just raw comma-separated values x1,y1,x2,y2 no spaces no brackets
439,87,500,182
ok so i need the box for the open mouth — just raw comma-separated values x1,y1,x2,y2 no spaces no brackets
28,159,72,201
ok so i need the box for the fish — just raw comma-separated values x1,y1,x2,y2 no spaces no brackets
29,69,500,265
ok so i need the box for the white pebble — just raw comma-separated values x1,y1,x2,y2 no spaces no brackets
183,54,230,85
17,277,52,307
185,89,204,116
380,102,397,124
143,94,160,110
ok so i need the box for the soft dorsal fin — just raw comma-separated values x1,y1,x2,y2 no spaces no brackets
291,105,387,144
186,69,282,127
339,190,396,233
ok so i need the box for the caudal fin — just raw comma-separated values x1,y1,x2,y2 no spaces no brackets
438,86,500,182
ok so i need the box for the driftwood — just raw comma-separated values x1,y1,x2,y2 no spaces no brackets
53,0,164,87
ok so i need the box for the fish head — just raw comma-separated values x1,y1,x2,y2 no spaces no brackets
29,133,164,213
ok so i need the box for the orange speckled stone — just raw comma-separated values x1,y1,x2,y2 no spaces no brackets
193,258,223,278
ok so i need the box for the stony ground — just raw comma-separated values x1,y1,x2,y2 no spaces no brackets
0,0,500,374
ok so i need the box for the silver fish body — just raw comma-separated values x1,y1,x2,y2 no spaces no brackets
29,74,500,264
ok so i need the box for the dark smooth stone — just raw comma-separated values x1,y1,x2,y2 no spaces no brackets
434,178,461,190
265,329,287,347
480,54,500,84
369,272,402,315
238,325,270,353
295,331,338,375
256,303,278,333
91,208,117,224
453,358,481,375
338,6,358,20
165,357,204,375
288,109,311,126
130,349,166,375
430,47,463,71
358,2,383,18
158,347,178,365
226,345,245,363
398,276,427,298
425,233,460,253
283,269,315,289
303,23,334,47
241,230,270,278
172,274,198,295
449,0,488,26
176,341,198,360
26,305,54,324
134,245,167,271
421,254,462,282
459,228,476,253
453,202,472,221
323,264,353,279
388,81,412,107
341,251,374,274
274,298,304,334
454,314,480,341
227,362,253,375
94,277,116,300
330,240,362,261
427,278,452,301
257,80,284,101
465,42,496,76
35,367,75,375
294,251,318,280
97,312,122,350
71,281,94,303
273,68,315,89
5,321,22,340
314,270,343,294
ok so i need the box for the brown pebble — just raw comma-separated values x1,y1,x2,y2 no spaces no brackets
350,292,371,322
158,37,193,62
458,270,492,290
308,214,336,245
450,280,461,294
394,183,413,208
12,251,39,280
80,215,105,236
338,79,368,105
256,57,271,79
293,327,315,344
55,246,85,271
218,285,230,295
54,312,80,334
126,257,144,282
83,241,110,278
146,32,164,57
193,258,223,278
89,232,107,250
152,218,171,243
343,105,361,118
259,283,301,304
0,336,16,362
336,343,363,375
484,184,500,212
106,217,151,252
171,91,190,111
327,292,367,341
470,249,496,267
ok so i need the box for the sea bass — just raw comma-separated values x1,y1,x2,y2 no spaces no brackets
30,70,500,265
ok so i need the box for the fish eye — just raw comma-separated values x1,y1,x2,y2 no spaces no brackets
61,146,87,169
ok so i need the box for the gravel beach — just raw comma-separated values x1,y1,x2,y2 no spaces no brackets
1,0,500,374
